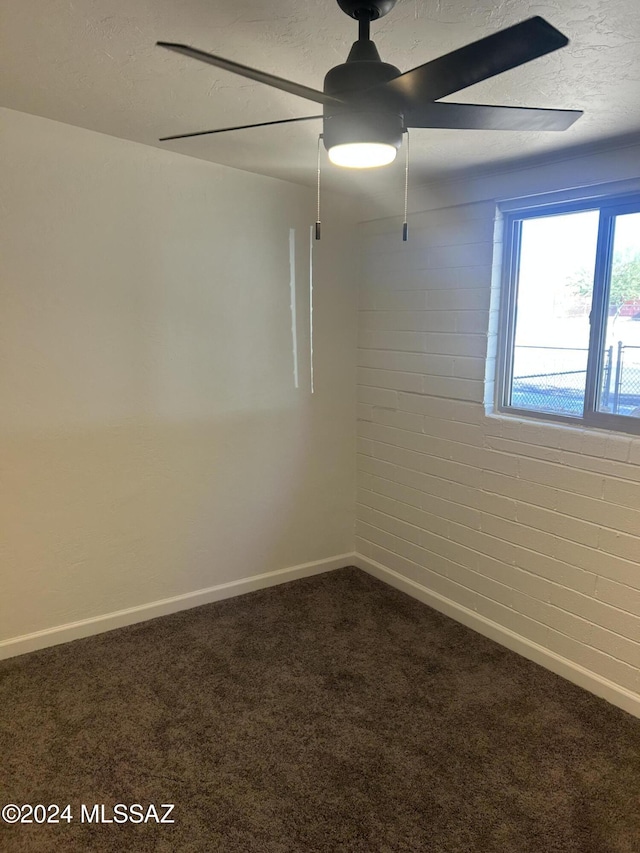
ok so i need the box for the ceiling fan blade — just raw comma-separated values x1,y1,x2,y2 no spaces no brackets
406,102,582,132
369,17,569,106
160,114,323,142
157,42,342,106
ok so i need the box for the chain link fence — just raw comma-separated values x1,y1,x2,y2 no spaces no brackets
511,345,640,416
511,346,590,416
603,344,640,416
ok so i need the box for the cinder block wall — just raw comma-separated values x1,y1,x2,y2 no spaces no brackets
356,152,640,704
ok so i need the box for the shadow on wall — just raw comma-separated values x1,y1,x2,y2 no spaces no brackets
0,218,353,643
1,109,359,648
0,401,352,643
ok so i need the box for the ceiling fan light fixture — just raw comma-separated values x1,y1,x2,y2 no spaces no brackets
323,110,404,169
328,141,397,168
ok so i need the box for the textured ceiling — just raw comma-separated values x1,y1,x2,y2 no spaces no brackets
2,0,639,193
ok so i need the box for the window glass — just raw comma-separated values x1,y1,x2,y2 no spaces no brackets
510,210,599,416
597,212,640,417
498,193,640,434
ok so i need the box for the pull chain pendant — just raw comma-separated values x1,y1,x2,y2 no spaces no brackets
403,130,410,242
315,135,322,240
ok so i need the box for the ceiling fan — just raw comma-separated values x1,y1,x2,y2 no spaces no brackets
158,0,582,169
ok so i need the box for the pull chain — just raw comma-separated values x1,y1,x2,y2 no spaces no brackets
403,130,410,242
315,135,322,240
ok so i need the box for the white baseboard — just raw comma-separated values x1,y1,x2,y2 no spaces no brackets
6,551,638,720
0,553,356,661
354,553,640,720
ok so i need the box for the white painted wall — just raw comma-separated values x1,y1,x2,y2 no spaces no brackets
0,108,357,647
356,140,640,709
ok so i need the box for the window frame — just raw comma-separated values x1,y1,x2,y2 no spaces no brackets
496,191,640,436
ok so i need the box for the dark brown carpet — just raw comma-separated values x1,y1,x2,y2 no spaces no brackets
1,567,639,852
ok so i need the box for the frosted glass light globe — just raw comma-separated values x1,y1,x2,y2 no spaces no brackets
328,142,397,168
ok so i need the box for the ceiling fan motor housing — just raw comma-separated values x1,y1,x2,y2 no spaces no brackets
323,110,404,153
337,0,398,19
323,55,404,153
324,56,401,98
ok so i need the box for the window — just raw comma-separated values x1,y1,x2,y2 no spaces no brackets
497,192,640,434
